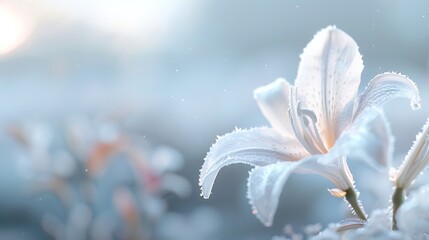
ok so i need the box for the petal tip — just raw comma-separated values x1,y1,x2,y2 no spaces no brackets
199,179,212,199
198,161,213,199
253,78,288,100
306,25,348,45
412,102,421,110
355,72,422,118
320,25,338,33
250,207,273,227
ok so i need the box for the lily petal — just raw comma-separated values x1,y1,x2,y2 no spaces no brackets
394,118,429,189
199,127,307,199
332,107,394,168
248,154,354,226
353,72,421,119
254,78,293,137
295,26,363,147
297,155,354,191
247,161,301,226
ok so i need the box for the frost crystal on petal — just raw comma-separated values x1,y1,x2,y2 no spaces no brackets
353,72,421,119
395,118,429,188
247,162,301,226
199,127,307,199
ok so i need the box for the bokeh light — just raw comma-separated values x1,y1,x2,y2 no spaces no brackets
0,6,30,55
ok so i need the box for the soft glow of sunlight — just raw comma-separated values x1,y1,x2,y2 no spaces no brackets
0,6,30,55
42,0,199,50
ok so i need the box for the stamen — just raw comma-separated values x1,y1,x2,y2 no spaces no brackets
288,88,306,146
303,113,329,153
288,108,317,154
288,87,329,154
297,102,323,154
301,109,317,123
289,88,319,154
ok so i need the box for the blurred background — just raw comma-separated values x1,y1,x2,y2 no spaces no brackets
0,0,429,239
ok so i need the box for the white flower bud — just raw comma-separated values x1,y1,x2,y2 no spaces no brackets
394,118,429,189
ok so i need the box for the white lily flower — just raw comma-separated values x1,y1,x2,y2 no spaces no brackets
199,26,420,226
392,118,429,189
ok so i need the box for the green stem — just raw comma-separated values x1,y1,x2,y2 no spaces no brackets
345,188,367,221
392,187,405,230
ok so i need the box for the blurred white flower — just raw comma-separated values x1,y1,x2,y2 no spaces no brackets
397,185,429,237
391,118,429,189
199,26,420,226
9,116,191,240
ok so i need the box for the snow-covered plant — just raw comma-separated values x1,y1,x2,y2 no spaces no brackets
199,25,422,232
308,184,429,239
312,210,411,240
